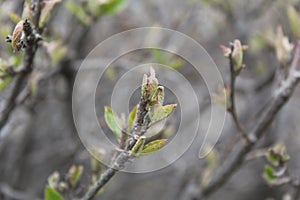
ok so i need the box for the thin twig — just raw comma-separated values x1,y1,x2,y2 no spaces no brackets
227,44,251,143
197,41,300,199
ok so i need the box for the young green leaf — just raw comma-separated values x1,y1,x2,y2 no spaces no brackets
266,143,290,166
65,0,91,25
287,5,300,39
127,104,138,132
141,139,167,155
232,40,244,70
264,165,276,181
151,86,164,106
130,135,146,156
98,0,126,15
39,0,62,28
45,186,64,200
68,165,83,187
266,151,281,167
104,106,122,140
150,104,177,125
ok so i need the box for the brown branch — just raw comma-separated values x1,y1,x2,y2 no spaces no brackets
0,0,43,131
198,41,300,199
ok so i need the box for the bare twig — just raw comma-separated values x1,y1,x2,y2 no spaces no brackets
197,42,300,199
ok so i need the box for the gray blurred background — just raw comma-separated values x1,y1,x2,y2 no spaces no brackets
0,0,300,199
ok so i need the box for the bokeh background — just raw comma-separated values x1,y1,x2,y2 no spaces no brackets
0,0,300,199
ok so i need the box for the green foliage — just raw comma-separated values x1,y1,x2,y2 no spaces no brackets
127,104,138,132
287,5,300,39
150,86,164,106
87,0,126,16
65,0,125,25
149,104,177,125
45,172,64,200
45,186,64,200
68,165,83,187
141,68,177,125
264,165,276,181
141,139,167,155
266,143,290,167
104,106,122,140
130,136,146,156
97,0,125,15
40,0,62,28
262,143,292,186
65,0,91,25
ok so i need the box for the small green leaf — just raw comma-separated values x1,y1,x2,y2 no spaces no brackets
130,136,146,156
45,186,64,200
264,165,276,180
266,143,290,166
98,0,126,15
150,86,164,106
287,5,300,39
232,40,246,70
104,106,122,140
150,104,177,125
40,0,62,28
266,151,281,167
68,165,83,187
65,0,91,25
127,104,138,132
141,139,167,155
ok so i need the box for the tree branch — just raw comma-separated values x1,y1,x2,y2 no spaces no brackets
227,43,251,143
0,0,43,131
198,41,300,199
80,82,152,200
